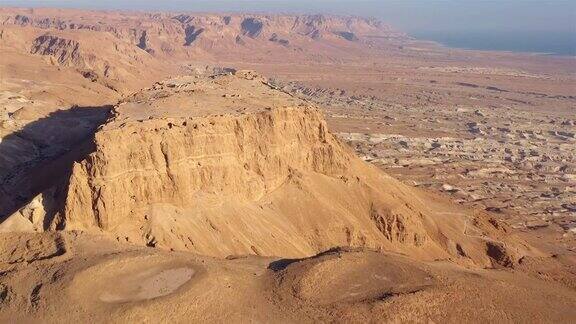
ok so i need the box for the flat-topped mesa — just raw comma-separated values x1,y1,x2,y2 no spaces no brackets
53,71,520,266
60,71,350,226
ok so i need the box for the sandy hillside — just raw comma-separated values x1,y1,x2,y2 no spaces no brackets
0,231,575,322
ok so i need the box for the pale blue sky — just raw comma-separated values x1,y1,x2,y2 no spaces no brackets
1,0,575,33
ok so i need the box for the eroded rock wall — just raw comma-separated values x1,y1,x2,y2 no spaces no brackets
58,107,349,230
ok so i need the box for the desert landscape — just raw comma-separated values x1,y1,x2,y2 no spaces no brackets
0,7,575,322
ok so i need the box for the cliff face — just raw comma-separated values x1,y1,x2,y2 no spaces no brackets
48,72,518,266
26,31,167,93
30,35,82,66
0,9,407,61
0,8,408,95
3,11,402,43
61,106,349,231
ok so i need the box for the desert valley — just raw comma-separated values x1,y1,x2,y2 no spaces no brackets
0,7,575,322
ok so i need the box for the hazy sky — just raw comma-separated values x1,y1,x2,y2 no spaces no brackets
1,0,575,33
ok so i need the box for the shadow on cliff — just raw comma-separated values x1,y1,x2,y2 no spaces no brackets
0,105,113,224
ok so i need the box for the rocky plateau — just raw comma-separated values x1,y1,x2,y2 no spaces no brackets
0,7,574,323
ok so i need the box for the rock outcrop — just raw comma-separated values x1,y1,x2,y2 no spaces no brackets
0,9,407,62
0,8,409,97
42,71,519,266
26,31,164,93
30,35,82,66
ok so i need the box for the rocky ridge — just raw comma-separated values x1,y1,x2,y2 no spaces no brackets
1,9,406,63
0,8,408,103
3,71,520,266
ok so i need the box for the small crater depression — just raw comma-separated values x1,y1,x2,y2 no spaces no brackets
99,267,195,303
71,257,199,305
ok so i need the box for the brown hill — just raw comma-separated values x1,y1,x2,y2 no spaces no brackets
1,8,405,54
2,71,527,268
0,7,407,93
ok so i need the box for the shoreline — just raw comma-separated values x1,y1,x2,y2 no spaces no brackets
409,32,576,58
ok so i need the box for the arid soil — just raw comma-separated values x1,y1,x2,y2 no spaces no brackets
0,7,574,322
1,232,575,323
268,65,576,256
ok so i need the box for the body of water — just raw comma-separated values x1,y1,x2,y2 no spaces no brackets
411,30,576,56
